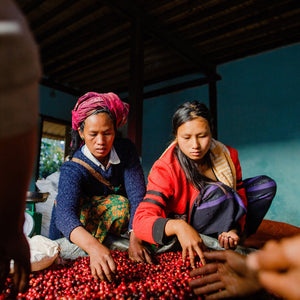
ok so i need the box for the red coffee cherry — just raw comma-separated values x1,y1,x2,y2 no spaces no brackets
1,250,202,299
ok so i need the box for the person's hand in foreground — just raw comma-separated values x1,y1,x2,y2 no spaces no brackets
165,219,207,267
247,235,300,300
128,231,153,263
0,233,31,293
189,250,261,299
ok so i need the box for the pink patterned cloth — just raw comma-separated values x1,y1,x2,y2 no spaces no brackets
72,92,129,130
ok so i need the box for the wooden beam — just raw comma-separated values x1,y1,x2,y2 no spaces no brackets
44,29,128,72
123,77,221,101
188,0,300,46
30,0,79,32
209,79,218,139
17,0,45,14
127,16,144,156
102,0,220,80
40,77,82,97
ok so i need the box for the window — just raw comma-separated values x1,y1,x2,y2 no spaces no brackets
37,117,71,179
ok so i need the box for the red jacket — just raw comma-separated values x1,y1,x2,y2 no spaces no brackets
133,142,247,245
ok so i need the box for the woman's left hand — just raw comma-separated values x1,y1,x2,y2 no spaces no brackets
128,231,153,263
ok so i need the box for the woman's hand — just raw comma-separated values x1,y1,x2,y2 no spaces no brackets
0,233,30,293
88,243,116,282
165,219,206,267
218,229,240,249
128,231,153,263
70,226,116,282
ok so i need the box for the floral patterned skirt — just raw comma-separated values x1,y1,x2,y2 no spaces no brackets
79,194,129,243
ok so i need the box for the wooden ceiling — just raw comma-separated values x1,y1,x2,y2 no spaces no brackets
16,0,300,99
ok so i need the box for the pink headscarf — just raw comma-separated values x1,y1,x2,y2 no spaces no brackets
72,92,129,130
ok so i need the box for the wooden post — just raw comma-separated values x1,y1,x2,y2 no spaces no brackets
127,16,144,156
209,80,218,139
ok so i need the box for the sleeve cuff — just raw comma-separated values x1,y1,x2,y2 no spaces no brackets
153,218,173,245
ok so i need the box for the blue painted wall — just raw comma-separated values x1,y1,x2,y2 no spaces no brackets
39,85,77,121
36,44,299,227
142,44,300,227
142,84,209,176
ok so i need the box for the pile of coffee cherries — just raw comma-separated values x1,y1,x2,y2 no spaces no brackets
1,250,203,299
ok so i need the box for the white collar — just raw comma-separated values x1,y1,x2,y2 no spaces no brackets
81,144,120,171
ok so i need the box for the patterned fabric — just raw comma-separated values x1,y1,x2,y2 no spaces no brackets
210,139,237,190
191,182,246,237
243,175,277,236
79,194,130,243
72,91,129,130
156,139,236,189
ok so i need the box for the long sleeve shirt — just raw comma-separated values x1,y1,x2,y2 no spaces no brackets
49,138,146,240
133,142,247,245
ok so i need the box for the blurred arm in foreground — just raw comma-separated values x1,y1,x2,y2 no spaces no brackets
0,0,41,293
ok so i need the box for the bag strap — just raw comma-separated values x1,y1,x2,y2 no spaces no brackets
71,157,116,191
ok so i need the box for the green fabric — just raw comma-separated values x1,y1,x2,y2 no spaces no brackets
79,194,129,243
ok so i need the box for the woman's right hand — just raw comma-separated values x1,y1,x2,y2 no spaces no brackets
88,243,116,282
165,219,206,267
70,226,116,282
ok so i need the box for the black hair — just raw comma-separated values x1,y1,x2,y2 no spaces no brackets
172,101,214,191
69,108,116,159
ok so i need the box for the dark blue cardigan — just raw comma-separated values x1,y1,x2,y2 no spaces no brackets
49,138,146,240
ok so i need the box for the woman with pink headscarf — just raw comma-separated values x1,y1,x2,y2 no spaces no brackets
50,92,152,281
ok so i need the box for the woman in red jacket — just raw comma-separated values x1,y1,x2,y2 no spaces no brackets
133,101,276,266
